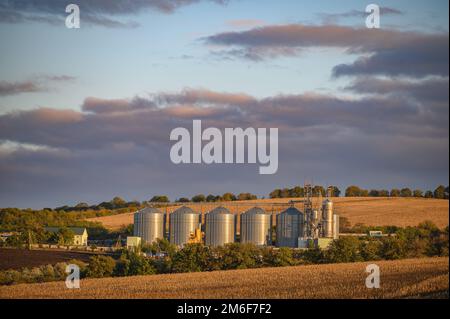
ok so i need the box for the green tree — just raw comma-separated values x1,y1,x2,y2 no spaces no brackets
269,189,281,199
86,255,116,278
413,189,423,197
326,237,363,263
345,185,362,197
434,185,446,199
379,237,405,260
222,193,236,201
424,190,434,198
171,244,212,273
379,189,390,197
191,194,206,202
390,189,401,197
112,196,126,208
150,195,170,203
400,188,412,197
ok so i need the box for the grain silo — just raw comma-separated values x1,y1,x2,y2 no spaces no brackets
133,207,165,244
240,207,272,246
276,207,304,247
169,206,200,246
205,207,235,247
321,199,334,238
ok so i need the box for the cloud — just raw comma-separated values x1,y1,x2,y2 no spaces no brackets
0,75,76,96
203,24,449,78
319,6,403,24
0,0,230,28
226,19,266,28
0,84,447,207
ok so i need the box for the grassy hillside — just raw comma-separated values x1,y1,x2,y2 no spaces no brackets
0,257,447,299
87,197,449,230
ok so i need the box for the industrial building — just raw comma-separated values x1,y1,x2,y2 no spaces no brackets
130,185,340,249
276,207,304,248
205,207,235,247
169,206,201,246
240,207,272,246
133,207,165,244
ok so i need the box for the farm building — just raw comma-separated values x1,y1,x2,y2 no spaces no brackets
44,227,88,246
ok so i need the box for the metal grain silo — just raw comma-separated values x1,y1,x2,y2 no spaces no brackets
240,207,272,246
205,207,235,247
321,199,334,238
133,207,165,244
169,206,200,246
276,207,304,247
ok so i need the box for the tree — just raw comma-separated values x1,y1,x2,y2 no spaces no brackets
434,185,446,199
177,197,191,203
191,194,206,202
345,185,362,197
237,193,257,201
269,189,281,199
390,189,401,197
289,186,304,197
150,195,170,203
86,255,116,278
424,190,434,198
369,190,380,197
379,237,405,260
75,202,89,209
325,237,363,263
112,196,126,208
360,189,369,197
329,186,341,197
400,188,412,197
312,186,325,197
206,195,217,202
222,193,236,201
171,244,212,273
379,189,390,197
413,189,423,197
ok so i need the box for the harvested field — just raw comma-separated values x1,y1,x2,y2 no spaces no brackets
87,197,449,230
0,248,108,271
0,257,447,299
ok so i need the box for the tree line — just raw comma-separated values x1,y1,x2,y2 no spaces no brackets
269,185,449,199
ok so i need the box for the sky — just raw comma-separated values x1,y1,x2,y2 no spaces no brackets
0,0,448,208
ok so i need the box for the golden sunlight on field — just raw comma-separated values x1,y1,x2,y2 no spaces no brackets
0,257,447,299
87,197,449,230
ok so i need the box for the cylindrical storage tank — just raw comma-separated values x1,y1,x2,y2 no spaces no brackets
205,207,235,247
133,207,165,244
322,199,334,238
276,207,304,247
240,207,272,246
333,214,339,239
169,206,200,246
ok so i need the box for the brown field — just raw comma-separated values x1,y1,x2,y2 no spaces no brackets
0,257,447,299
0,248,109,271
88,197,449,230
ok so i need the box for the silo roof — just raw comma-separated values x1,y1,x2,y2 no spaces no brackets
172,206,197,215
281,207,303,215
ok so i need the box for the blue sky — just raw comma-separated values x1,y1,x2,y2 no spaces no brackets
0,0,448,207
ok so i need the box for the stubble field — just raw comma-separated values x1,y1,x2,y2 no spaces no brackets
0,257,447,299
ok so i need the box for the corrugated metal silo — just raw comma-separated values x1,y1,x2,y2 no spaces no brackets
205,207,235,247
169,206,200,246
276,207,304,247
322,199,334,238
240,207,272,246
133,207,165,244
